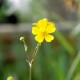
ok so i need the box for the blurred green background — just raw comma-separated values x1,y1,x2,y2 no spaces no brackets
0,0,80,80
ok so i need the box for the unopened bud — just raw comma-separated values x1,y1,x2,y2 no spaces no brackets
20,37,24,42
7,76,14,80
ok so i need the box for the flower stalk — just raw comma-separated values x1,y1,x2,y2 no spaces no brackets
32,43,41,61
29,62,32,80
20,37,41,80
19,18,56,80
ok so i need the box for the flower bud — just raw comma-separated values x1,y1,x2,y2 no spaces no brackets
7,76,14,80
20,37,24,41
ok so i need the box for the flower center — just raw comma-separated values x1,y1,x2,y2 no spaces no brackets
42,32,47,36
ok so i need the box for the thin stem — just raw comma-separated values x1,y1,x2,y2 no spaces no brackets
23,40,30,62
29,63,32,80
32,43,41,61
28,43,41,80
20,38,41,80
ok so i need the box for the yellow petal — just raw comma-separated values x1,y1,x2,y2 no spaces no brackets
37,18,48,31
32,27,40,35
45,34,54,42
35,34,44,43
46,22,56,33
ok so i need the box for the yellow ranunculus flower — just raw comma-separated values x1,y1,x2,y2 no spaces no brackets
7,76,14,80
32,18,56,43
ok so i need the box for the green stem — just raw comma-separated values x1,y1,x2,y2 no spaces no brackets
29,63,32,80
32,43,41,61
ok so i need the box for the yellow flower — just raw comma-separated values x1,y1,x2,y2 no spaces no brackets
7,76,14,80
32,18,56,43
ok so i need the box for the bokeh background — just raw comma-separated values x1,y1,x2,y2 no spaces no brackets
0,0,80,80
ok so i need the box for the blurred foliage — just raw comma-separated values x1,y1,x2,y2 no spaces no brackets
0,0,80,80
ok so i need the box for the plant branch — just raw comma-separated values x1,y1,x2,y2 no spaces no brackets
32,43,41,62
